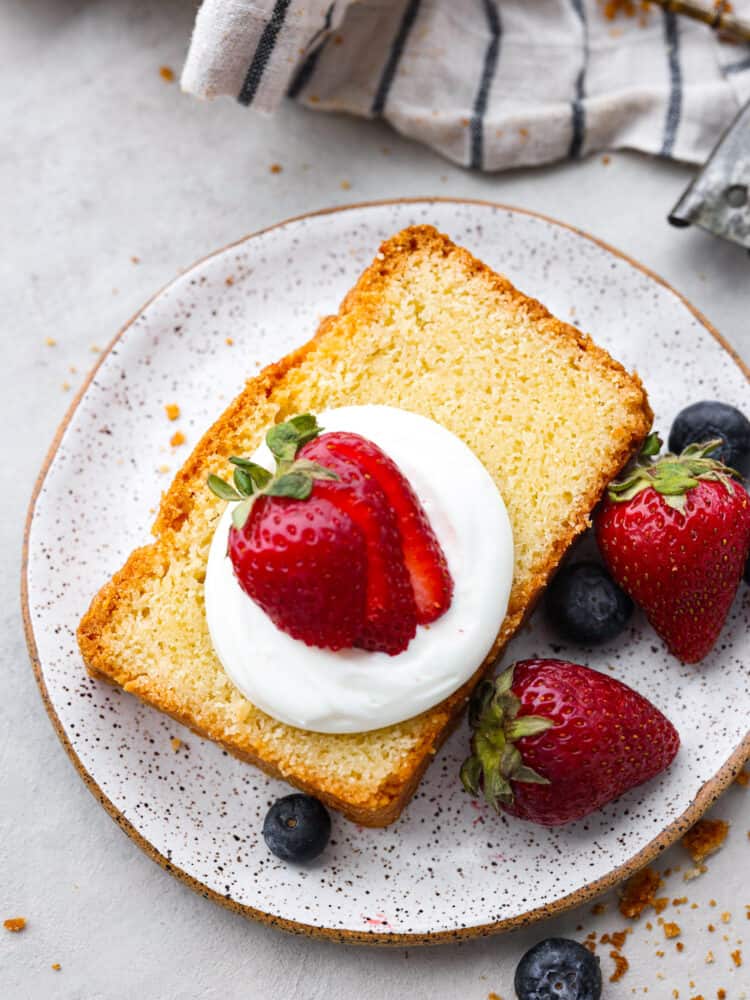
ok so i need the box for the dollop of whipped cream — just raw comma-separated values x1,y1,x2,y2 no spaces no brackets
204,405,513,734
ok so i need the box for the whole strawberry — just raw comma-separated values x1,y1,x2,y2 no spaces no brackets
460,659,679,826
595,433,750,663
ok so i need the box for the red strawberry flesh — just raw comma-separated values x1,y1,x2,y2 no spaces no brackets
300,435,418,654
228,494,367,651
305,432,454,624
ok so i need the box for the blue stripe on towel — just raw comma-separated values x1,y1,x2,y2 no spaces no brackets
238,0,294,106
661,9,683,156
371,0,422,115
568,0,588,159
469,0,502,170
288,3,336,99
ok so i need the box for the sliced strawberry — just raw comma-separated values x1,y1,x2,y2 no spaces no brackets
302,432,453,624
301,436,418,655
228,494,367,651
210,413,452,657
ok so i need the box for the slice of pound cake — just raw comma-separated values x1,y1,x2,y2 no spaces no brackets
78,225,652,826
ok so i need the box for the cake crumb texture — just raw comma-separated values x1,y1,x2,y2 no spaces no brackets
77,225,652,825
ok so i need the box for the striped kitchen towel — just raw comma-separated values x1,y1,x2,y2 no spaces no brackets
181,0,750,171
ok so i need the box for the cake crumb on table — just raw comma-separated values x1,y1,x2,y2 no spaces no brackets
601,929,628,949
165,403,180,421
487,993,503,1000
609,950,628,982
170,737,182,752
705,950,715,963
731,948,742,966
619,867,663,918
45,337,56,346
170,430,186,447
717,990,726,999
269,163,283,174
4,917,26,932
676,941,684,952
159,65,175,82
225,337,234,346
684,864,708,881
225,276,234,286
682,819,729,863
51,963,61,971
663,921,681,939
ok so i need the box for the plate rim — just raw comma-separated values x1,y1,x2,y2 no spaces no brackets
21,197,750,946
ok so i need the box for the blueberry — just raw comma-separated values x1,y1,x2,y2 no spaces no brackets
545,561,633,645
668,400,750,477
515,938,602,1000
262,794,331,862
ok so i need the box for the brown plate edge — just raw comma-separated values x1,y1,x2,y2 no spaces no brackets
20,196,750,947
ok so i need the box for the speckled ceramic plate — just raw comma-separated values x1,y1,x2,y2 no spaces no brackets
23,199,750,944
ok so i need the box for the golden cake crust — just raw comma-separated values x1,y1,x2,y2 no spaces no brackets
78,225,652,826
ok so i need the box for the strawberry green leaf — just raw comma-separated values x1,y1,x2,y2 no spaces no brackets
288,413,321,444
266,413,322,462
207,475,241,501
229,457,273,488
266,422,303,463
266,470,314,499
651,462,699,495
513,765,551,786
208,414,336,510
459,756,482,795
607,434,741,505
640,432,662,458
232,467,254,497
294,459,339,481
231,497,253,530
461,667,554,812
506,715,555,741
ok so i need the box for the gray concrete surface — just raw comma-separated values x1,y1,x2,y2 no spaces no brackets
1,2,748,998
